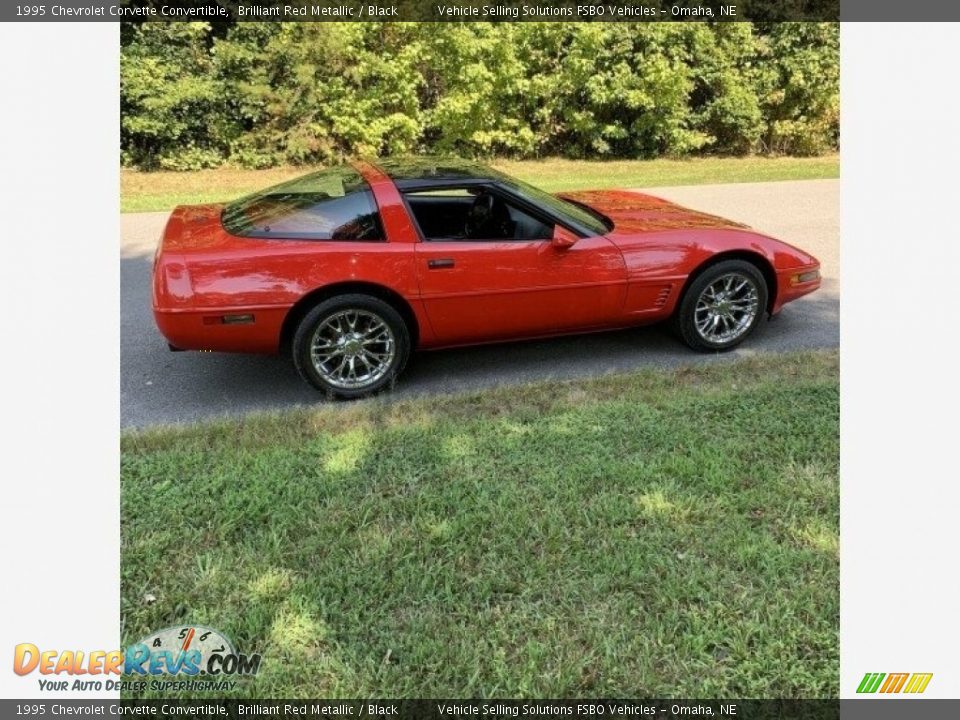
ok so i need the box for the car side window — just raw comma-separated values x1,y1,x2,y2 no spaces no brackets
222,167,384,241
404,187,554,242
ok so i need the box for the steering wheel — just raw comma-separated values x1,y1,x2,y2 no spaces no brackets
464,193,494,238
465,192,511,239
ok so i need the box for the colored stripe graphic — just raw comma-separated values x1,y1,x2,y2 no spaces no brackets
857,672,933,694
903,673,933,693
856,673,885,693
880,673,909,693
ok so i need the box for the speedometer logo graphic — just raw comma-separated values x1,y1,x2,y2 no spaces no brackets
135,625,236,672
126,624,260,677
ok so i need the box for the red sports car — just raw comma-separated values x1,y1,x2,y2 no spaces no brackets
153,157,820,398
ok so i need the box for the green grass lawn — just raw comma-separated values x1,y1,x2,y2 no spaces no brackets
120,155,839,213
121,350,839,698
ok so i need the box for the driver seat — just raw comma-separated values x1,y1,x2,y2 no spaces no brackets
465,192,515,239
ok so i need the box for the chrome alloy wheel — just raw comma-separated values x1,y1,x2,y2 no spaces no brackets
693,272,760,344
309,309,396,390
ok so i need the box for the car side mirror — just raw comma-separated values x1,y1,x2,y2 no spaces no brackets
551,226,578,250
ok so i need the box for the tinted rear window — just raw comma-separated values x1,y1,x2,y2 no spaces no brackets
222,166,383,241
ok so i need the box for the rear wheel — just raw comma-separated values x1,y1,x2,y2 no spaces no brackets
292,294,410,399
675,260,768,352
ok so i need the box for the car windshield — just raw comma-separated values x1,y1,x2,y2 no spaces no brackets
222,166,383,241
492,172,612,236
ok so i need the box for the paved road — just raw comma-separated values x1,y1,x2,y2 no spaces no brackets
121,179,838,428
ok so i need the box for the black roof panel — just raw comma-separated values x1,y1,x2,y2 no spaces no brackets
374,156,503,190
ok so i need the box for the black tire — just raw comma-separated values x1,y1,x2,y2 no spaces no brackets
675,260,768,352
292,294,411,399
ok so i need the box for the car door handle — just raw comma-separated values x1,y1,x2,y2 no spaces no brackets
427,258,455,269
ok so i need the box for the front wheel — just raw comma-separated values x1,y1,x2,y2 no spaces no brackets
292,294,410,399
675,260,768,352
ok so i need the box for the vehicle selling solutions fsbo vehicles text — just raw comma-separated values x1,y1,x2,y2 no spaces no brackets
433,4,737,18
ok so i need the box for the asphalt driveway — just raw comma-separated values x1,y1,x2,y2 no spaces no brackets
121,179,839,428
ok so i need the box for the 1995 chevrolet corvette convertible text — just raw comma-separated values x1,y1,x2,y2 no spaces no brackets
152,157,821,398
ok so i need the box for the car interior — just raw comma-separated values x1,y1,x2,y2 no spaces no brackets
404,187,554,241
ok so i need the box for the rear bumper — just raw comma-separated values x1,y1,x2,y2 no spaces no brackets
772,264,822,314
153,306,288,354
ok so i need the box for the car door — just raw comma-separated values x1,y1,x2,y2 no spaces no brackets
411,188,628,345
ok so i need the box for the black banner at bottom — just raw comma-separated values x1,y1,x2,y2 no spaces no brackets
0,699,845,719
5,699,960,720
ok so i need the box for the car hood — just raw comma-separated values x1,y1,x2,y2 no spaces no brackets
558,189,749,237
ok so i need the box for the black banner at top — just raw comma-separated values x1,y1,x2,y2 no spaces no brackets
0,0,874,23
131,0,839,22
4,0,959,22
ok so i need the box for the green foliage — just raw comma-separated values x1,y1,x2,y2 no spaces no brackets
120,22,839,170
120,23,225,170
758,23,841,155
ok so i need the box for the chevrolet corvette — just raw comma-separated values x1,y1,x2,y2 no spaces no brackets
152,157,821,398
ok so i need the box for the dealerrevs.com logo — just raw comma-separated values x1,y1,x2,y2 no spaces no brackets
13,625,262,693
856,672,933,694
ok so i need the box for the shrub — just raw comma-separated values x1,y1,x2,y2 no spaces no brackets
120,21,839,169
